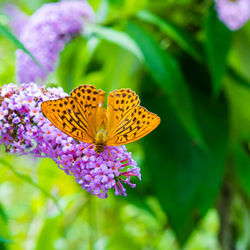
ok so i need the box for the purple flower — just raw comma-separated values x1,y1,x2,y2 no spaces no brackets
3,3,29,36
215,0,250,30
15,1,95,83
0,83,141,198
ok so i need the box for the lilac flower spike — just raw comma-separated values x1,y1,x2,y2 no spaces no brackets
215,0,250,30
0,83,141,198
16,1,95,84
3,3,29,36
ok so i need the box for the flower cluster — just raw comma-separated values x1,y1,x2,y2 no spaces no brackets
0,83,141,198
215,0,250,30
3,3,29,37
15,1,94,83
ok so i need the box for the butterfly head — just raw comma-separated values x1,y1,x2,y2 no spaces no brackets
94,128,107,154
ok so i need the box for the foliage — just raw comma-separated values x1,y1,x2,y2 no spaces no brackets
0,0,250,249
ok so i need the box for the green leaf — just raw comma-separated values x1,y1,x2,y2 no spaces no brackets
99,46,140,92
232,144,250,197
138,9,247,96
57,35,104,93
58,37,91,93
84,23,144,62
228,67,250,90
224,79,250,140
0,24,44,71
205,7,232,95
96,0,109,22
0,158,61,212
0,236,12,244
0,204,11,247
35,217,60,250
136,10,202,61
234,29,250,79
127,21,205,148
141,82,229,244
0,205,7,223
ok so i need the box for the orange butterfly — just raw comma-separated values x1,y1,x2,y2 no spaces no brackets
41,85,160,154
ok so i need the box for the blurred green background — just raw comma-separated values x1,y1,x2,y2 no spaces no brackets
1,0,250,249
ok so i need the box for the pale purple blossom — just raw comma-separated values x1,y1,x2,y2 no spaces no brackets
3,3,29,36
15,1,95,83
0,83,141,198
215,0,250,30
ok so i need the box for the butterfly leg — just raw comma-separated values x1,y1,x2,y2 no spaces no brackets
106,146,115,164
84,144,94,151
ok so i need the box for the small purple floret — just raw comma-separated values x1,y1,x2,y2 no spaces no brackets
0,83,141,198
215,0,250,30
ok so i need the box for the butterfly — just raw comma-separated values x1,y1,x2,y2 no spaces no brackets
41,85,160,154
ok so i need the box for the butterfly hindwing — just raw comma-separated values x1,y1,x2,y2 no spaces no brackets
41,97,94,143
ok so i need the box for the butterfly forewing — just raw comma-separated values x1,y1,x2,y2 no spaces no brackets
106,90,160,146
107,88,140,140
41,84,107,144
70,85,106,134
41,97,94,143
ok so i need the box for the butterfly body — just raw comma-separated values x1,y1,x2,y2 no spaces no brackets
94,128,107,153
41,84,160,154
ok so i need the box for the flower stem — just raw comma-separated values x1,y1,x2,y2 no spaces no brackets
217,181,235,250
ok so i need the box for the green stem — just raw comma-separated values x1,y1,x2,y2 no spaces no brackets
88,194,96,250
217,181,235,250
